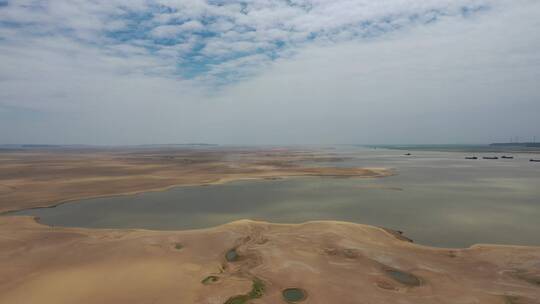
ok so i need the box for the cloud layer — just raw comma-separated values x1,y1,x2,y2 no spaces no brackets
0,0,539,144
1,0,493,81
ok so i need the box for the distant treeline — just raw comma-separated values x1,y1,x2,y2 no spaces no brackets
490,142,540,147
368,143,540,153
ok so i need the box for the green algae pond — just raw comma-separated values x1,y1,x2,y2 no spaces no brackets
282,288,307,302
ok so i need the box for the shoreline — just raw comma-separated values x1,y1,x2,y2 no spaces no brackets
4,165,538,250
1,168,394,215
20,215,540,250
12,212,540,251
1,216,539,303
0,146,394,214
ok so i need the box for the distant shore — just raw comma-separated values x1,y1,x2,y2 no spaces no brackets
0,147,392,214
367,144,540,153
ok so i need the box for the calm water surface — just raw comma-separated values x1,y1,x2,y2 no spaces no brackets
13,148,540,248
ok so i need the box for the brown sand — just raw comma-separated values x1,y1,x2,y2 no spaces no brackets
0,147,391,213
0,216,538,304
0,147,539,303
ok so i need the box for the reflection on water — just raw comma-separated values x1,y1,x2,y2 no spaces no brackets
12,148,540,248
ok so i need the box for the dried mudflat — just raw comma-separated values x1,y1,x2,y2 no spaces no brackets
0,147,390,213
0,216,539,304
1,147,539,303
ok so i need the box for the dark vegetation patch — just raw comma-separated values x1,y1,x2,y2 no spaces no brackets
201,276,219,285
381,228,414,243
224,279,265,304
504,295,533,304
511,270,540,287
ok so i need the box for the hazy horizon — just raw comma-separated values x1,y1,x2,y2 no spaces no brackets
1,0,539,145
2,142,540,150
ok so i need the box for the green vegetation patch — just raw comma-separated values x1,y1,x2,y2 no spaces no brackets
174,243,183,250
224,295,250,304
201,275,219,285
248,279,265,298
504,295,529,304
224,279,265,304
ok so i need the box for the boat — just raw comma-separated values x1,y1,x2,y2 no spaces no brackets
465,156,478,160
530,159,540,162
482,156,499,160
404,153,411,156
501,156,514,159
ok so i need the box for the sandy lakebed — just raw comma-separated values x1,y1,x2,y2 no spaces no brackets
1,146,539,303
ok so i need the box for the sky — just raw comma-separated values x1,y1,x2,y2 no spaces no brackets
0,0,539,145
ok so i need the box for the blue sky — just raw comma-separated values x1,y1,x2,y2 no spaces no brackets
0,0,494,82
0,0,539,144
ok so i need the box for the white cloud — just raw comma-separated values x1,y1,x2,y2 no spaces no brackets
152,21,204,38
0,0,503,80
151,25,181,38
0,0,539,144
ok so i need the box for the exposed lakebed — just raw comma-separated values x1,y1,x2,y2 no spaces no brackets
12,148,540,248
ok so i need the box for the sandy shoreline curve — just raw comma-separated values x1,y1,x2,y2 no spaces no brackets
1,168,392,215
0,147,392,214
1,216,539,304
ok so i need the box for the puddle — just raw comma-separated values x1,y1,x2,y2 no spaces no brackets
226,249,238,262
282,288,307,302
385,269,421,286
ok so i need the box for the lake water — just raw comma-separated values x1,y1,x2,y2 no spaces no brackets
12,147,540,248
